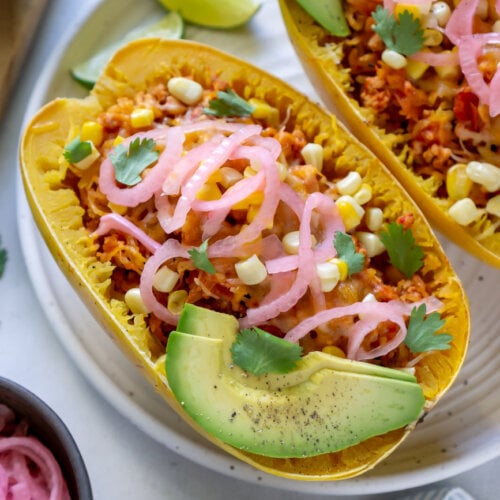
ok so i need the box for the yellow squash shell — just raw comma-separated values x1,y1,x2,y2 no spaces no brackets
279,0,500,268
20,39,469,480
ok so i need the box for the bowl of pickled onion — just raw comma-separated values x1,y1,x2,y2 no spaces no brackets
0,376,92,499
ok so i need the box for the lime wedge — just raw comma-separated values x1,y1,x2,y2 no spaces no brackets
71,11,184,90
157,0,262,29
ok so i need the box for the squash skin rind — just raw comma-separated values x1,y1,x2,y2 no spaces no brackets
279,0,500,269
20,38,469,480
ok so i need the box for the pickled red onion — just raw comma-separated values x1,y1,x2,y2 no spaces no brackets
93,213,161,254
444,0,480,46
139,239,189,325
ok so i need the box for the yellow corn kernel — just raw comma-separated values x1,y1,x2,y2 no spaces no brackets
153,266,179,293
218,167,242,188
337,171,362,196
301,143,324,172
113,135,125,147
80,121,104,146
322,345,346,358
486,194,500,217
336,195,364,231
232,191,264,210
446,163,473,200
130,108,154,129
448,198,482,225
328,258,348,281
167,290,188,314
207,169,223,184
382,49,407,70
423,28,443,47
277,161,288,181
282,231,317,254
435,60,460,80
196,183,222,201
355,231,385,258
243,166,258,178
249,98,280,128
167,77,203,106
406,59,429,80
365,207,384,232
124,288,149,315
108,202,128,215
235,254,268,285
394,4,419,18
353,183,373,205
246,204,272,227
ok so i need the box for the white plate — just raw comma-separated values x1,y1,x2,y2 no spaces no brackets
17,0,500,495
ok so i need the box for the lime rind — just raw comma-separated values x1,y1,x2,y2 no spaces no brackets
157,0,262,30
71,11,184,89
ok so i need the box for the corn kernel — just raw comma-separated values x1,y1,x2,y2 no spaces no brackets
486,194,500,217
336,171,362,196
167,290,188,314
130,108,154,129
493,20,500,33
382,49,407,70
446,163,473,199
167,77,203,106
207,169,223,184
336,195,365,231
365,207,384,232
232,191,264,210
353,183,373,205
218,167,243,188
243,166,258,177
113,135,124,147
448,198,482,225
282,231,317,254
73,142,100,170
316,261,341,292
362,293,377,303
235,254,268,285
435,61,460,80
108,202,128,215
355,231,385,257
394,4,423,20
124,288,149,315
406,59,429,80
466,161,500,192
301,143,324,172
196,183,222,201
431,1,451,26
328,257,348,281
153,266,179,293
80,121,104,146
322,345,346,358
249,98,280,128
423,28,443,47
277,161,288,181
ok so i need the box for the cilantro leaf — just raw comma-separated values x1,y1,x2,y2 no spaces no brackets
372,6,424,56
231,327,303,375
109,137,159,186
334,231,365,275
63,136,92,164
404,304,452,353
188,240,216,274
203,89,255,117
0,238,7,279
379,222,424,278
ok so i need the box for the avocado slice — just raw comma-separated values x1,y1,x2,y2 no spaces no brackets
166,304,425,458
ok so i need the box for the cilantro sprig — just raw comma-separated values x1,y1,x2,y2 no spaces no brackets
109,137,159,186
334,231,365,275
63,136,92,164
231,327,303,375
372,6,424,56
203,89,255,118
404,304,452,353
379,222,424,278
188,240,216,274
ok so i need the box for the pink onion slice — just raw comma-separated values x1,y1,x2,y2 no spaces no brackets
92,213,161,254
160,124,262,234
445,0,480,46
139,238,190,325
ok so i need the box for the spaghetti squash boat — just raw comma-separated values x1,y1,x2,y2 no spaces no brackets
280,0,500,268
20,39,468,480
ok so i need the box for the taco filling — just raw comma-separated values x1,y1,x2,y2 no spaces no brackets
60,76,450,373
290,0,500,249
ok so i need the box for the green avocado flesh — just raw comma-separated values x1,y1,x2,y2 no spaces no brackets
166,304,425,458
296,0,350,37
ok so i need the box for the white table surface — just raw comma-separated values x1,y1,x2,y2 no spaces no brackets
1,0,499,499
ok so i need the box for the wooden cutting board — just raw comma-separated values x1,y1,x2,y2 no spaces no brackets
0,0,48,116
